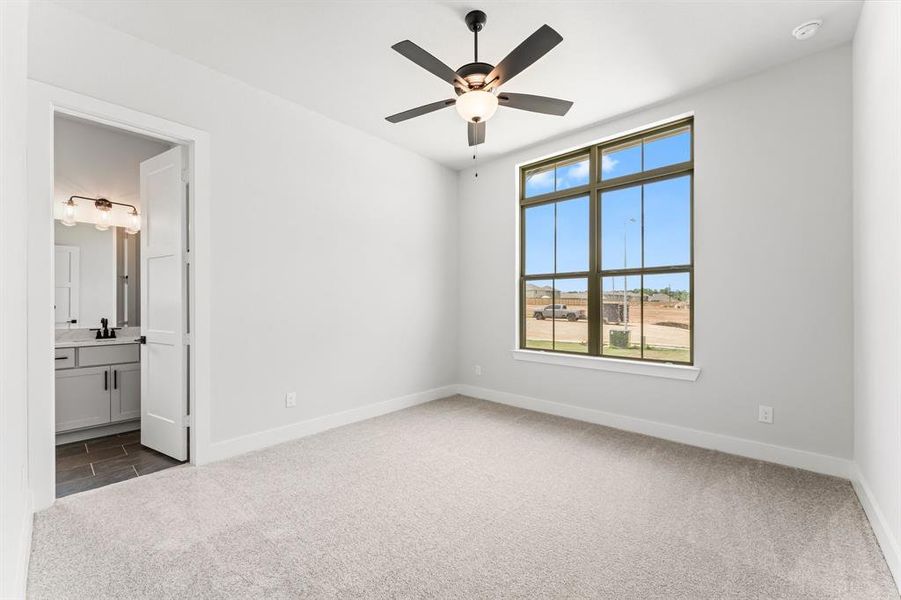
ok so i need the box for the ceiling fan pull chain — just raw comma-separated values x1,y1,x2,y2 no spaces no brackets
473,144,479,178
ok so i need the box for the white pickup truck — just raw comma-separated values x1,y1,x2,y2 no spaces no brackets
533,304,586,321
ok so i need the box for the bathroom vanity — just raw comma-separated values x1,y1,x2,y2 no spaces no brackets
55,339,141,433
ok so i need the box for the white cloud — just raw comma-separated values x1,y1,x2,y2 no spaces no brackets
601,154,618,174
569,160,589,179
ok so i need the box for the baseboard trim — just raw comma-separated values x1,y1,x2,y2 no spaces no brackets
852,467,901,592
205,385,458,463
457,384,852,479
8,502,33,600
55,420,139,445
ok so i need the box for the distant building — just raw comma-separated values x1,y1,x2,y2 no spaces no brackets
524,283,556,300
649,293,672,303
602,291,645,302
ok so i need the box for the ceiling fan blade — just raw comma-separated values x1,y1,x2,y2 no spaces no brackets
386,99,456,123
468,121,486,146
485,25,563,89
498,92,573,116
392,40,469,88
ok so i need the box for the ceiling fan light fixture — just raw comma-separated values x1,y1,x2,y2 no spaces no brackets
455,90,498,123
386,11,569,146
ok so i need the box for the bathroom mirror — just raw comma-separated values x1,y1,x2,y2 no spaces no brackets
54,221,140,330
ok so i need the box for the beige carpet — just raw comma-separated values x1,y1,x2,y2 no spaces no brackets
28,396,897,599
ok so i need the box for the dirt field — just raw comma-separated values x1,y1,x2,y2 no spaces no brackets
524,300,690,360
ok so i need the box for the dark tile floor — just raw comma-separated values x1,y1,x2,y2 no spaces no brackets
56,430,184,498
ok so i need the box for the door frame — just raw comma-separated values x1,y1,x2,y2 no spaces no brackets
27,81,212,510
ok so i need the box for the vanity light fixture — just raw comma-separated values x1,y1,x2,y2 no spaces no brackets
125,208,140,235
61,198,77,227
63,195,141,234
94,198,113,231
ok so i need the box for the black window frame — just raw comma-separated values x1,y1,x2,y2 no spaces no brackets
519,118,694,365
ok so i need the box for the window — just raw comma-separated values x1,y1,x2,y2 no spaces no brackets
519,119,693,364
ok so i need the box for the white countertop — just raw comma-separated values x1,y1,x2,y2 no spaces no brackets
55,338,141,349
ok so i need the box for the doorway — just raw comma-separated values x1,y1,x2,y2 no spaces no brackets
52,116,188,497
27,82,211,509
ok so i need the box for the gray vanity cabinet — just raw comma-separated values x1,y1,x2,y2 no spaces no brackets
54,343,141,433
55,366,112,432
111,362,141,422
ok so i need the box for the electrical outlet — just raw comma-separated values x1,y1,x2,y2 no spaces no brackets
758,405,773,424
286,392,297,408
474,365,482,376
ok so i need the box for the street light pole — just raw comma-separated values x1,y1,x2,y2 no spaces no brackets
623,217,636,333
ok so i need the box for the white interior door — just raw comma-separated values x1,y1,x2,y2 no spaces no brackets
140,146,187,461
54,245,79,326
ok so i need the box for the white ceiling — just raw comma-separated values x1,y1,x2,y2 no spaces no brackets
54,115,172,212
54,1,862,170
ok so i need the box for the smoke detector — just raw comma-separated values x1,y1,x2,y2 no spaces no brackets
792,20,822,41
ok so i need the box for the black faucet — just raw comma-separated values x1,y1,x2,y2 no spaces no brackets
95,318,111,339
92,318,120,340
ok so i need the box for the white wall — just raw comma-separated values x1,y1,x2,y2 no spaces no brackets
458,46,853,466
0,2,32,597
54,222,117,329
852,0,901,582
28,4,458,455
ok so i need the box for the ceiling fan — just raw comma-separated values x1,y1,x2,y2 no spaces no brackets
385,10,573,147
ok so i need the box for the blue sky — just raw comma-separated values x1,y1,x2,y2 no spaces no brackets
524,129,691,293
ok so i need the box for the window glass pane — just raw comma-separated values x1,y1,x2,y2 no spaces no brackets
644,176,691,268
525,165,554,197
601,186,641,270
642,272,691,363
555,196,589,273
601,141,641,180
524,279,554,350
644,127,691,171
524,203,554,275
554,278,588,353
601,275,641,359
556,156,589,191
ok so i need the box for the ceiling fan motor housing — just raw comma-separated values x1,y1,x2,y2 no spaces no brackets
455,62,495,94
465,10,487,32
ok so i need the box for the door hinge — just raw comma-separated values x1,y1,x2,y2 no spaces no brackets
183,414,192,428
181,168,189,183
183,333,192,346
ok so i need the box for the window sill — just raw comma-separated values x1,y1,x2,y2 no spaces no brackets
511,349,701,381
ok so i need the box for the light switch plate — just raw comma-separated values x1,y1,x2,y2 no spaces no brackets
758,405,773,424
286,392,297,408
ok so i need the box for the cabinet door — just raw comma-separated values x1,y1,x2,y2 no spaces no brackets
55,366,111,432
111,363,141,423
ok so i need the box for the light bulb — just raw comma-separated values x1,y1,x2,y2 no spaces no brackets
455,90,499,123
61,199,77,227
95,207,111,231
125,210,140,235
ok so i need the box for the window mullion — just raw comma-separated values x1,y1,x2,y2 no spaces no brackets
587,145,600,355
640,182,645,358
